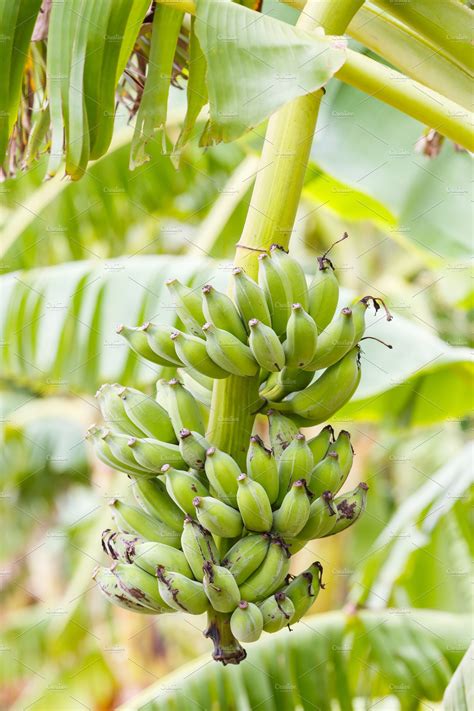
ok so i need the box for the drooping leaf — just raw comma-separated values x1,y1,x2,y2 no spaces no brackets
195,0,346,143
443,643,474,711
118,609,470,710
130,5,184,168
174,17,208,157
0,0,43,163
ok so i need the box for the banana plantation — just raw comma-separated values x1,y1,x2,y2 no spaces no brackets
0,1,472,709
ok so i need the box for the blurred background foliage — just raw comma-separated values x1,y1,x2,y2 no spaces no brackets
1,43,472,711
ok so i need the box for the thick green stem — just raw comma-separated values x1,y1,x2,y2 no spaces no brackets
370,0,473,75
337,50,474,151
204,610,247,665
206,373,260,469
348,4,472,111
205,0,364,461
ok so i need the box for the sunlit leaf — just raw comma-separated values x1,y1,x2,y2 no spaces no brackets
120,609,470,709
195,0,346,143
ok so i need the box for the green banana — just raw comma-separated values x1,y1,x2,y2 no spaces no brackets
307,257,339,333
276,433,313,506
93,565,157,614
269,346,361,424
110,499,181,548
116,324,177,367
269,244,309,310
99,429,154,476
331,430,354,480
201,284,247,342
259,592,295,632
204,447,240,507
132,477,184,532
307,451,342,497
221,534,270,584
283,303,318,368
86,425,146,476
171,330,230,379
101,530,142,562
282,561,323,623
238,538,290,602
96,383,145,437
236,474,273,533
202,322,258,378
165,278,205,337
178,429,209,470
202,562,241,613
193,496,243,538
328,482,368,536
294,491,337,543
231,266,271,330
248,318,285,372
120,386,176,443
303,307,355,372
230,601,264,643
307,425,334,465
257,252,292,336
156,566,209,614
112,562,175,613
163,378,205,436
129,541,193,579
141,322,182,366
177,369,213,407
272,480,311,537
181,516,220,580
162,465,209,516
260,367,314,402
246,435,279,505
267,410,300,459
128,437,186,472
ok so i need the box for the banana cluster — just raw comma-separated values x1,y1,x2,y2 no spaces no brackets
89,242,389,663
88,380,367,649
115,244,392,425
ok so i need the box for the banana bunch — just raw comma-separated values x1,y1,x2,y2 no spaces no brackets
114,244,392,425
89,241,390,664
89,379,367,657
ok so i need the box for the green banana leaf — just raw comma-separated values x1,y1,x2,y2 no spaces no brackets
0,127,245,271
349,442,474,612
1,257,472,428
443,643,474,711
118,609,470,710
194,0,345,144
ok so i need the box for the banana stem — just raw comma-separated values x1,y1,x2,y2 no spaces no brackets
337,49,474,152
204,610,247,665
206,0,363,462
206,373,260,470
